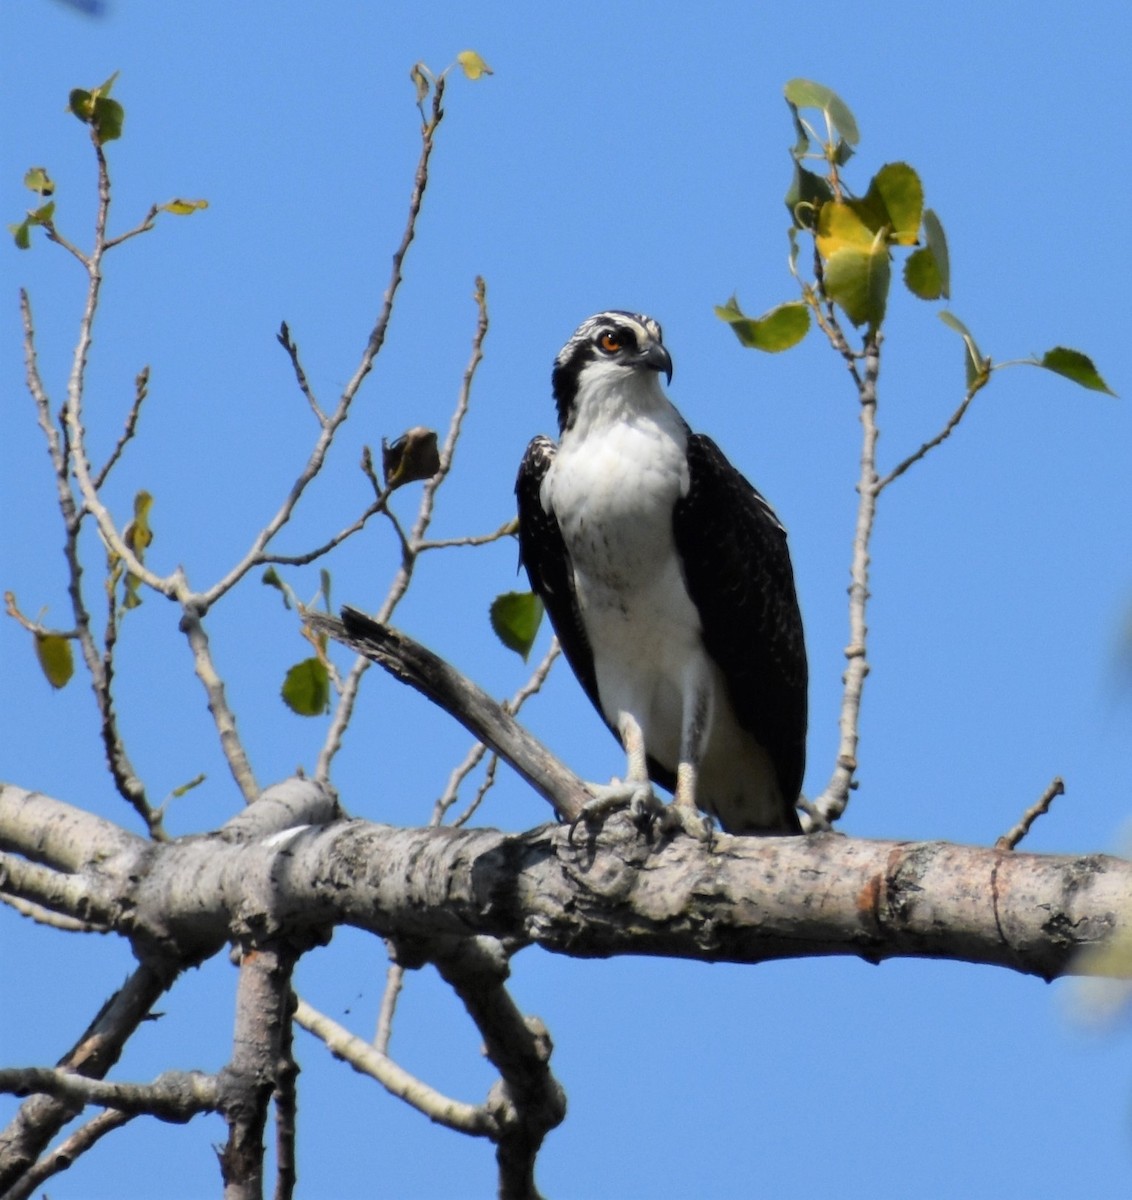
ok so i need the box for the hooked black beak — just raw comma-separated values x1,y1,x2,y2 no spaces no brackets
638,339,673,384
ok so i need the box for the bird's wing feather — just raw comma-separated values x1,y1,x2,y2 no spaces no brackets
673,433,808,804
515,436,608,726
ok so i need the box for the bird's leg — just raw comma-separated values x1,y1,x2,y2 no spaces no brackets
572,711,662,835
662,675,715,843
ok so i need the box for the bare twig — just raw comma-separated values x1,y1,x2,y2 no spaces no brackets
273,988,299,1200
812,327,881,825
0,962,177,1193
259,492,393,568
996,777,1066,851
179,598,260,805
417,518,518,552
315,276,491,782
875,372,991,493
0,891,109,933
433,640,560,827
93,365,150,490
294,998,496,1136
276,321,326,426
373,961,406,1054
102,202,160,250
198,75,451,611
19,291,159,833
1,1108,132,1200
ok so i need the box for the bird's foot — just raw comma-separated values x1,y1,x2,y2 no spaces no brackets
656,802,715,846
570,781,714,846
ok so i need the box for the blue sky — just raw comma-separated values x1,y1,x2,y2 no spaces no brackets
2,2,1131,1197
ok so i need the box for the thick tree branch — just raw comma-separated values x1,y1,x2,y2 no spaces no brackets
2,782,1127,981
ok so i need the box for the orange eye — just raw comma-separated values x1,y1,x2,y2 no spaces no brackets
599,333,621,353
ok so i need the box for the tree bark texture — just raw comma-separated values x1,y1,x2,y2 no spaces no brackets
2,780,1128,982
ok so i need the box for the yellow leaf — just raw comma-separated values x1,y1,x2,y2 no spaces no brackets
160,198,209,216
456,50,494,81
124,490,154,557
34,632,74,690
814,201,876,260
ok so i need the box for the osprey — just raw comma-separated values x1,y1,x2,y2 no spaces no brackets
515,311,807,835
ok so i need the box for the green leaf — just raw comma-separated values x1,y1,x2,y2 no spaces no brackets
863,162,922,245
23,167,54,196
281,657,330,716
68,88,94,122
91,96,124,143
68,73,124,143
903,246,942,300
715,297,810,352
783,78,859,146
784,162,833,226
921,209,949,298
10,220,31,250
34,632,74,690
823,235,891,329
939,311,989,388
319,569,332,613
490,591,544,661
1038,348,1116,396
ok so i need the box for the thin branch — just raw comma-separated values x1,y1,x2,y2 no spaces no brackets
315,275,490,782
93,365,150,490
273,988,299,1200
373,961,406,1055
312,611,589,822
996,777,1066,851
0,1067,219,1119
179,598,260,805
102,203,160,250
812,327,881,825
0,891,109,934
293,998,497,1137
258,492,393,568
433,640,560,827
0,962,176,1193
1,1108,132,1200
875,372,990,493
417,518,518,553
276,321,326,427
197,75,450,611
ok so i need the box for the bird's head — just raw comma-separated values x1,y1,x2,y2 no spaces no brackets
551,311,673,433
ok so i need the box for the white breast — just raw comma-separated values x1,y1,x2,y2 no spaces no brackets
543,387,703,770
